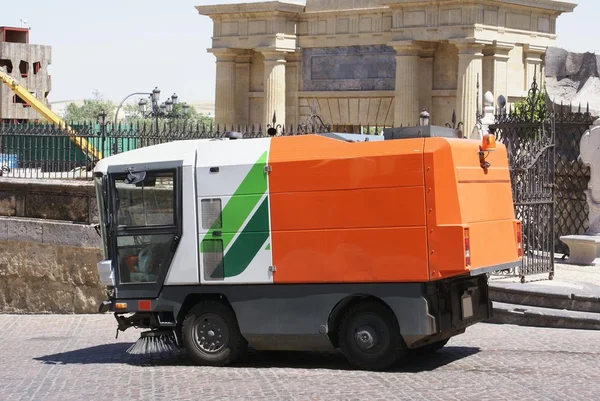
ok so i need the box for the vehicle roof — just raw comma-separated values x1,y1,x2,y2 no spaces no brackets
93,133,384,175
94,139,202,174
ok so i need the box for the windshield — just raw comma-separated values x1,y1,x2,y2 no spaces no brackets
94,174,109,259
112,170,178,285
115,172,174,228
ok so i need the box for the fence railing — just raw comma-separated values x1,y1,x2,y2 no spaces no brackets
0,120,390,180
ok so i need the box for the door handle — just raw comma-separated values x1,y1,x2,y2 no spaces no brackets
212,231,222,237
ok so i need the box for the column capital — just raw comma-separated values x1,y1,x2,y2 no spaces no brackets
286,51,302,63
255,47,289,62
235,54,253,64
208,48,241,62
419,42,438,59
483,41,515,58
523,44,547,60
450,39,487,55
388,40,422,56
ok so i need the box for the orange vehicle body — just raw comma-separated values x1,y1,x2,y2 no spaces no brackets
267,134,521,284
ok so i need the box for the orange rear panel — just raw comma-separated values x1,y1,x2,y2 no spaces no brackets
424,138,520,280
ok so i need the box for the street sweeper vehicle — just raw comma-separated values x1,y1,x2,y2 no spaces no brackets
93,125,523,371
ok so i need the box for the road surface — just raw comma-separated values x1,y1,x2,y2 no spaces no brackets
0,315,598,401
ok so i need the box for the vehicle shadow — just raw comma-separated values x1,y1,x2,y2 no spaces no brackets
34,343,480,372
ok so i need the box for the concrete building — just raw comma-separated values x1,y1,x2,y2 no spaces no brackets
197,0,576,132
0,26,52,122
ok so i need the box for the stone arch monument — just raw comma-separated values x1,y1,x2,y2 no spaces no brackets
197,0,576,131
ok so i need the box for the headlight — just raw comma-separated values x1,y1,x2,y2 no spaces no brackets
97,259,115,286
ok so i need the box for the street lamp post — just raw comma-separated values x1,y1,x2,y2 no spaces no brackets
137,87,190,131
114,87,191,130
97,110,107,159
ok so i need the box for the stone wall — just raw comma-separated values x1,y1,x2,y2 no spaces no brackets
0,178,105,314
0,217,104,313
0,178,98,224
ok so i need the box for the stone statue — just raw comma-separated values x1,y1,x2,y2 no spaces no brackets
560,118,600,265
580,119,600,235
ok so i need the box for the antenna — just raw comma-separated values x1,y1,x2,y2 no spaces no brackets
20,19,27,28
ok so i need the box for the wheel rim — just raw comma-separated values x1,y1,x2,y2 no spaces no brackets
349,313,390,358
191,313,230,354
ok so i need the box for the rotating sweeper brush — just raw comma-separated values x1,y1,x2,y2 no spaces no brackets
126,329,181,355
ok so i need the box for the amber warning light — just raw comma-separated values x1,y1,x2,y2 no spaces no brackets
478,131,497,171
481,133,497,152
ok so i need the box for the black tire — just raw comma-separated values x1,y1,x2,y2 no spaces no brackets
409,339,449,356
181,300,247,366
338,300,407,371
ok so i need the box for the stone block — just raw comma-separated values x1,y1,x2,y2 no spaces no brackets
560,235,600,265
59,245,104,287
0,191,16,216
0,218,7,240
72,285,105,314
42,221,102,249
6,218,42,243
25,192,90,223
2,277,75,314
0,240,66,282
0,238,104,314
302,46,396,91
89,196,99,224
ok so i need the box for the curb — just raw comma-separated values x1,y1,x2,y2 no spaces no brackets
489,302,600,331
489,284,600,314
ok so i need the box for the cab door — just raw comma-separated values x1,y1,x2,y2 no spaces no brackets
107,165,182,299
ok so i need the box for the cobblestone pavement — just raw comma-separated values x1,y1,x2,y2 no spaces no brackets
1,315,599,401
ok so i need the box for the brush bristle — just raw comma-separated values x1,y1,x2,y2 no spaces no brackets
126,330,180,355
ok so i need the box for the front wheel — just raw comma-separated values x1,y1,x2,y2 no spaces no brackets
181,301,247,366
338,301,407,371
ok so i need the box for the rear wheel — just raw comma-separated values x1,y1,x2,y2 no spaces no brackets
181,301,247,366
338,300,406,371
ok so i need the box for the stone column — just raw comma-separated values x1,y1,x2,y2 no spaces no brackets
211,49,238,128
235,53,252,128
523,44,546,91
482,42,513,100
391,41,422,127
455,42,485,135
419,44,437,120
285,52,302,129
260,49,287,130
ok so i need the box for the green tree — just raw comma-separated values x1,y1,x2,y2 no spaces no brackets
513,85,547,123
62,90,116,122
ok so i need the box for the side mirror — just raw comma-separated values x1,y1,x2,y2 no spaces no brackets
124,170,146,185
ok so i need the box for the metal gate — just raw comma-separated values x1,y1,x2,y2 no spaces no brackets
490,79,555,282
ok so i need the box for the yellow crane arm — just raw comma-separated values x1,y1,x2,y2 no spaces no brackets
0,68,103,161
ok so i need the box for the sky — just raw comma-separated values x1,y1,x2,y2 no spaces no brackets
2,0,597,105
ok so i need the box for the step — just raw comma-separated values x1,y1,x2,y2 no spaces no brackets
489,279,600,314
488,301,600,331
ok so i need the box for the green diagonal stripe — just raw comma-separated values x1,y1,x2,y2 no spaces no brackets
214,195,270,278
202,151,268,250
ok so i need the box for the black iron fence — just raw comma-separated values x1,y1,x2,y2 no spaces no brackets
553,104,597,255
0,119,394,180
492,97,597,259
